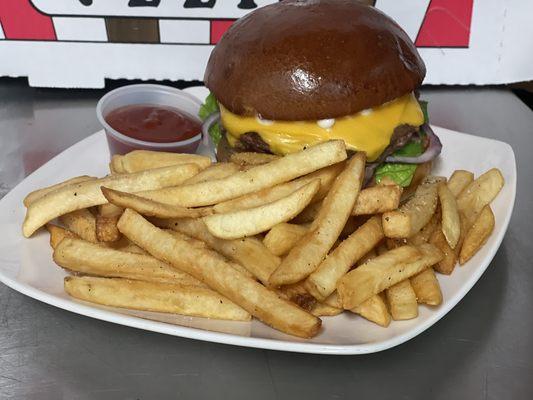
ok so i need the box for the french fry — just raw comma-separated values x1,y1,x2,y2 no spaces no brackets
110,155,125,174
65,276,250,321
294,184,402,223
23,163,200,237
459,205,495,264
24,175,96,207
165,229,255,279
277,281,316,311
269,153,366,286
59,208,98,243
351,294,391,327
457,168,504,225
357,248,378,267
305,216,383,300
338,244,443,309
429,227,457,274
352,185,402,216
115,150,211,173
310,302,343,317
447,170,474,197
102,187,213,219
47,223,79,249
140,140,347,207
386,280,418,320
95,203,123,242
213,163,344,214
410,268,442,306
183,162,240,185
230,152,280,166
117,209,321,338
382,178,439,238
263,223,309,256
54,237,204,286
323,290,390,326
291,200,322,224
438,183,461,249
203,180,319,239
155,218,280,285
408,207,441,245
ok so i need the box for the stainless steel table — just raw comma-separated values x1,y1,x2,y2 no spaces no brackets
1,79,532,400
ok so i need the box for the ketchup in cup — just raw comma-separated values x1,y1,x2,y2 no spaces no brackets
96,85,203,156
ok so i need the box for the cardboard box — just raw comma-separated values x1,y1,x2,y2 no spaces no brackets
0,0,531,88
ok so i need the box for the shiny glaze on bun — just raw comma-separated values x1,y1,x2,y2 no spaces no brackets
205,0,425,121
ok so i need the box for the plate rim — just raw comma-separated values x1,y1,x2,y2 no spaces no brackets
0,127,517,355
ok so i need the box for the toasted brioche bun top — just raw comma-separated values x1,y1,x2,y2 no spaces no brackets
205,0,425,121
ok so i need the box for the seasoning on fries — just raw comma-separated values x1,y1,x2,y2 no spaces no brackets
21,142,505,338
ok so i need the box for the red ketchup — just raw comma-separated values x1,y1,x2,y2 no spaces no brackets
104,104,201,154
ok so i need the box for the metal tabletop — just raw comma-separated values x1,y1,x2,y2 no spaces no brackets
1,79,532,400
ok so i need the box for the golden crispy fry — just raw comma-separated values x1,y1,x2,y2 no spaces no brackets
310,302,343,317
305,216,383,301
457,168,504,225
230,152,280,166
116,150,211,173
183,162,240,185
408,207,441,245
96,203,123,242
47,224,79,249
102,187,213,219
110,155,125,174
352,185,402,216
141,140,347,207
276,281,317,311
294,184,402,223
107,237,147,255
54,237,204,286
65,276,250,321
117,209,321,338
164,229,255,279
263,223,309,256
338,244,443,309
429,226,457,274
269,153,366,286
382,178,439,238
459,205,495,264
213,163,344,214
351,294,391,327
357,248,378,267
323,291,343,308
155,218,280,285
291,200,322,224
59,208,98,243
447,170,474,197
24,175,96,207
410,268,442,306
438,183,461,249
23,163,200,237
386,280,418,320
203,180,319,239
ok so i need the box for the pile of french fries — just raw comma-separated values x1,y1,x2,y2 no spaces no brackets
22,141,505,338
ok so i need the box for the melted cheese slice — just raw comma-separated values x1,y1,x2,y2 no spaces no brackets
219,93,424,162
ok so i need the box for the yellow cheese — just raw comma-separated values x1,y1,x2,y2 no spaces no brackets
219,93,424,162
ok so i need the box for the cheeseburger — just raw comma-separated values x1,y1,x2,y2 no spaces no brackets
200,0,441,187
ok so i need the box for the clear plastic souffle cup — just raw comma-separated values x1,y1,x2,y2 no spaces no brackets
96,84,203,156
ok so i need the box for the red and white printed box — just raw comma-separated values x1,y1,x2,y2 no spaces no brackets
0,0,531,88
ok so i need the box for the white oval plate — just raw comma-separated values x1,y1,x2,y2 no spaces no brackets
0,126,516,354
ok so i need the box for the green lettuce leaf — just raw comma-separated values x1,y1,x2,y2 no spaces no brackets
375,163,418,187
419,100,429,124
374,99,430,187
198,92,222,145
